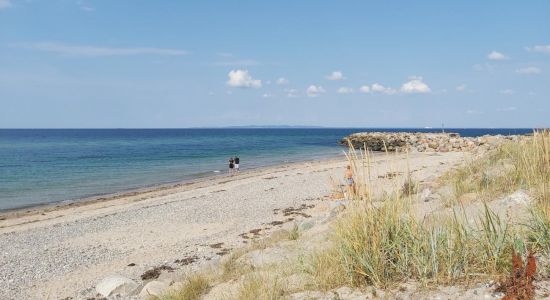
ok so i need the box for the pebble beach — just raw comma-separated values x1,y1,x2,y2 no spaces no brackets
0,157,352,299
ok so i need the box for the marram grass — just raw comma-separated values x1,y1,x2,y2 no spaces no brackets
311,131,550,289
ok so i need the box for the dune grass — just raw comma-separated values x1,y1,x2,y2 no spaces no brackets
321,195,517,288
310,130,550,289
443,130,549,204
160,273,211,300
235,272,285,300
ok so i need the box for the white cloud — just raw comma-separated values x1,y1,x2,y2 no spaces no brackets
276,77,289,85
371,83,397,95
358,85,371,93
526,45,550,54
286,88,298,98
337,87,353,94
226,70,262,88
262,93,273,98
487,51,509,60
497,106,517,112
456,84,467,92
0,0,12,9
400,77,431,94
516,66,541,75
306,85,326,97
500,89,515,95
326,71,345,81
16,42,188,56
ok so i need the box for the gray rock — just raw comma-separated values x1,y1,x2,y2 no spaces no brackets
340,132,524,153
496,189,532,207
139,280,169,299
236,246,292,268
298,219,316,231
96,275,139,297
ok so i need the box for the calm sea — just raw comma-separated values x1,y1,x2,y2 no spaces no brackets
0,128,532,211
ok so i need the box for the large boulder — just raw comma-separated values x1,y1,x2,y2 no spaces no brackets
96,274,139,297
139,280,169,299
236,246,293,268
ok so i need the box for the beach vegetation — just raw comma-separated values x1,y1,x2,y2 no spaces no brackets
309,130,549,289
160,273,211,300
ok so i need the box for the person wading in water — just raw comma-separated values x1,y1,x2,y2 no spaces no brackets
228,157,234,175
234,155,240,172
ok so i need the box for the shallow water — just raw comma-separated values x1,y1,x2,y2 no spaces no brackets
0,128,532,210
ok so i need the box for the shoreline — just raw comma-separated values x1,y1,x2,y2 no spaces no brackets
0,154,343,223
0,151,467,299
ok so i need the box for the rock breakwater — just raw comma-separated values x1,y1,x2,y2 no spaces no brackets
340,132,524,152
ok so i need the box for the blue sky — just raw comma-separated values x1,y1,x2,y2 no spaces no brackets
0,0,549,128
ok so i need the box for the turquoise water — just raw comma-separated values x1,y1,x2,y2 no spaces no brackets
0,128,532,210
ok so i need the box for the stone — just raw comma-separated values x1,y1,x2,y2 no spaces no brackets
419,188,432,202
340,132,525,153
139,280,169,299
202,281,239,300
289,291,329,300
333,286,366,299
96,275,139,297
495,190,532,208
298,219,316,231
236,246,292,268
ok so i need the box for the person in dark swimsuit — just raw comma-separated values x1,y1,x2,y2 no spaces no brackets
234,156,240,172
229,157,234,175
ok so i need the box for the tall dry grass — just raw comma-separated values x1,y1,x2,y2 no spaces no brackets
311,131,550,289
326,194,516,288
444,130,549,204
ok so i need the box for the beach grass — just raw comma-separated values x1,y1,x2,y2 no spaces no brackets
442,130,549,205
310,130,549,289
159,273,211,300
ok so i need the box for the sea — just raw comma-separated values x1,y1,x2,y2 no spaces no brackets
0,128,533,211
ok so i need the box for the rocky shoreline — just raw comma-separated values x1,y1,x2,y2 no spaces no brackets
340,132,527,152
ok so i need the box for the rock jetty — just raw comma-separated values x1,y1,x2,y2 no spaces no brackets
340,132,524,152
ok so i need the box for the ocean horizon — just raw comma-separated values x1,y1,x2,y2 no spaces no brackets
0,128,533,211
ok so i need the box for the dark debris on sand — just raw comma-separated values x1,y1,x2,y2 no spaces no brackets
175,255,199,266
140,265,175,280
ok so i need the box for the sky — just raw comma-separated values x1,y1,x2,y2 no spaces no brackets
0,0,549,128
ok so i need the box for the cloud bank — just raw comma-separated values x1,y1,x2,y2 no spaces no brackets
516,66,541,75
526,45,550,54
0,0,12,9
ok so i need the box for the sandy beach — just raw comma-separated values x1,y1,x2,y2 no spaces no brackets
0,151,469,299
